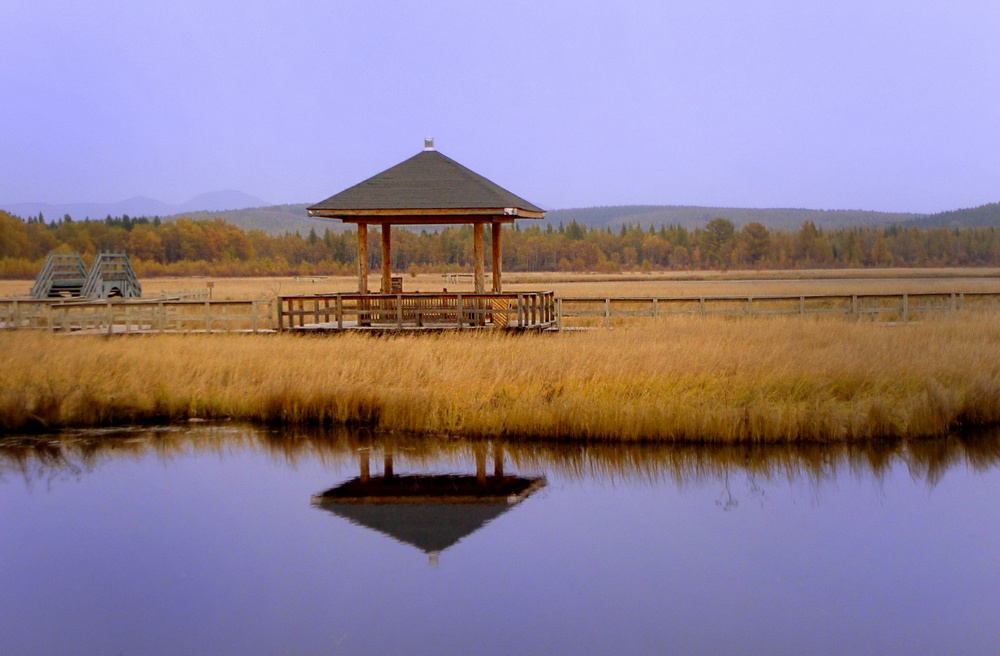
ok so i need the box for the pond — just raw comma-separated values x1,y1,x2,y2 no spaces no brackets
2,426,999,655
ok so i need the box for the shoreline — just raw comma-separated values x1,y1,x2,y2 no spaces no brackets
3,314,1000,442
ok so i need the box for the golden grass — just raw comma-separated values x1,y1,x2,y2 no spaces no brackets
3,313,1000,441
3,424,998,489
4,268,1000,300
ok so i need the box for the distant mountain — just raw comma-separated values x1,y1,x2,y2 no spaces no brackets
544,205,924,231
169,203,341,236
904,201,1000,228
10,193,999,237
1,190,271,222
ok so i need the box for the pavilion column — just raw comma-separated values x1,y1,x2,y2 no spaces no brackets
357,223,369,293
381,224,392,293
491,221,502,293
473,222,485,294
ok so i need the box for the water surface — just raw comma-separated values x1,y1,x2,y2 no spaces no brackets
2,427,999,655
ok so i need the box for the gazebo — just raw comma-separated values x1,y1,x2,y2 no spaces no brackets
277,140,554,330
312,446,545,566
307,139,544,296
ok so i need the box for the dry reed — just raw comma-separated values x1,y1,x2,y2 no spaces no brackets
3,313,1000,442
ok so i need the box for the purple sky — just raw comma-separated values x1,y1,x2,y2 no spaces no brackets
2,1,998,213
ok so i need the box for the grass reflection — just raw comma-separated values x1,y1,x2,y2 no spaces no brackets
2,425,1000,490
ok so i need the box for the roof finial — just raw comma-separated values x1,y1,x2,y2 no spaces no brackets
423,137,435,151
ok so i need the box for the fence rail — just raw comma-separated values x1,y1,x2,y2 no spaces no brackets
277,292,556,331
554,291,1000,329
0,298,274,334
2,291,999,335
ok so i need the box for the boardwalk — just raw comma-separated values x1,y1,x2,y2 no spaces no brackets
1,290,999,335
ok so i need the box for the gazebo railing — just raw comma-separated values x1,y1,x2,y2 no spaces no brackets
277,292,555,331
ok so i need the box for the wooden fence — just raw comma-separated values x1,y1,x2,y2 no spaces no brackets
553,291,1000,329
277,292,557,331
0,298,274,334
2,291,999,335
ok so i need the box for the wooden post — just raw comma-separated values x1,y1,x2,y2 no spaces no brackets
473,223,485,294
475,446,487,485
491,221,502,293
359,451,370,484
381,224,392,294
384,453,394,479
902,293,909,322
493,445,504,478
357,223,369,293
336,295,343,330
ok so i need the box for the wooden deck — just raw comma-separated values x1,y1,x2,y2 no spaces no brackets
2,290,999,335
277,292,557,332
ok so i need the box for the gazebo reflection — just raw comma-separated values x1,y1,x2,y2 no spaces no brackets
312,445,545,566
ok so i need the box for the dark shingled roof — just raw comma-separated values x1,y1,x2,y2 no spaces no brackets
308,149,544,216
317,502,513,554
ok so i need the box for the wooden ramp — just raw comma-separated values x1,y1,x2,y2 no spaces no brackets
30,252,87,299
80,252,142,298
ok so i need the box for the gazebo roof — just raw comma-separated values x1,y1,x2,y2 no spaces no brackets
312,473,546,554
307,145,544,223
317,502,513,554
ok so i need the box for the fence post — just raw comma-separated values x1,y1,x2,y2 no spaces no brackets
652,298,659,318
107,301,113,336
396,293,403,328
456,294,463,330
336,296,344,330
799,296,805,315
557,298,563,331
950,292,956,315
851,295,858,318
205,301,211,333
517,293,524,328
699,298,706,316
959,293,965,311
251,301,259,333
604,298,611,328
902,294,909,322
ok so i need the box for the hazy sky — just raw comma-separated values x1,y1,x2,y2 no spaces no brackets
2,1,998,213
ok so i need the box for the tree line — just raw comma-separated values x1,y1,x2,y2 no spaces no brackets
2,210,1000,278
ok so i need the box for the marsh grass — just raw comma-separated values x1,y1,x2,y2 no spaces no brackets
3,313,1000,441
4,268,1000,301
3,424,999,489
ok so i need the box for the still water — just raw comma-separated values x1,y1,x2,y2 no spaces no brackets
2,426,999,655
